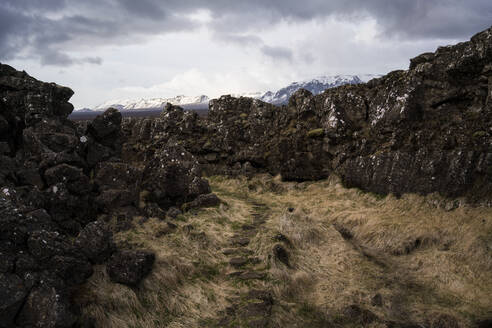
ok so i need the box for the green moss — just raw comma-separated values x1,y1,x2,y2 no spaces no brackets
229,221,243,231
473,131,487,139
203,140,213,149
307,128,324,138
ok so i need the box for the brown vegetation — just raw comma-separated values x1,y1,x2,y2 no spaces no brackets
76,174,492,327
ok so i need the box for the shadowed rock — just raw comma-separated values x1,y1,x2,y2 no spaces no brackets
273,244,290,267
107,250,155,286
75,221,114,264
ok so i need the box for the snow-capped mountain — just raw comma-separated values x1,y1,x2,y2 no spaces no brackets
92,95,209,111
75,108,94,113
230,92,265,99
81,74,380,112
257,74,381,105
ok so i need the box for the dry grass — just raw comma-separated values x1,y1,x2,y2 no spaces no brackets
75,174,492,327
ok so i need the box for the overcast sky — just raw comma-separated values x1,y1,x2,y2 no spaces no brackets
1,0,491,109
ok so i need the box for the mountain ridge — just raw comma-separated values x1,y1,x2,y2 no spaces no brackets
84,74,381,111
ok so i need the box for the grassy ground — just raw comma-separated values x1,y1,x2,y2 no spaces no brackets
75,174,492,327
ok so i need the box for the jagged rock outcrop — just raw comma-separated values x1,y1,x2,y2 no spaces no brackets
0,64,101,328
0,63,214,327
122,26,492,204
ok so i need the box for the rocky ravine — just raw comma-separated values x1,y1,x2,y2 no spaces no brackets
0,25,491,328
0,65,216,327
124,26,492,205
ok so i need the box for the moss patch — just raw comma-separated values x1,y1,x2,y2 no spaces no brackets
307,128,324,138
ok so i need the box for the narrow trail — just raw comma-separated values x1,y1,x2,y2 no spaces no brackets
214,200,275,328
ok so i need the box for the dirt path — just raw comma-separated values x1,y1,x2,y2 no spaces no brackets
213,200,276,327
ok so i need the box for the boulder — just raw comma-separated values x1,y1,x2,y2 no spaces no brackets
75,221,114,264
142,144,211,209
107,250,155,286
183,193,220,211
87,108,122,148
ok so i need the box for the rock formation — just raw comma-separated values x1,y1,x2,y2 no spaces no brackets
123,26,492,205
0,63,214,327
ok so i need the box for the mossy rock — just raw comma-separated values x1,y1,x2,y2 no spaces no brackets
307,128,324,138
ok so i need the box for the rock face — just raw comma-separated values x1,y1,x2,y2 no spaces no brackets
122,26,492,204
0,63,214,327
0,64,101,328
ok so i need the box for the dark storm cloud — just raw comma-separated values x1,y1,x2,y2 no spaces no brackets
0,0,199,65
214,33,293,61
261,45,293,62
1,0,67,12
39,48,102,66
118,0,166,20
202,0,492,39
1,0,491,66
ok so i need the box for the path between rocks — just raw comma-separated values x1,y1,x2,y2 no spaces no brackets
214,200,275,328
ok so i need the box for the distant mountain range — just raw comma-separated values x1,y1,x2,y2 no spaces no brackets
91,95,210,111
79,74,381,112
258,74,380,105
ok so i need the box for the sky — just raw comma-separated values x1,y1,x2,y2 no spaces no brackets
1,1,491,109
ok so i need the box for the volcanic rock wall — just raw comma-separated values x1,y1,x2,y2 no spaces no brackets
0,64,213,327
123,26,492,204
